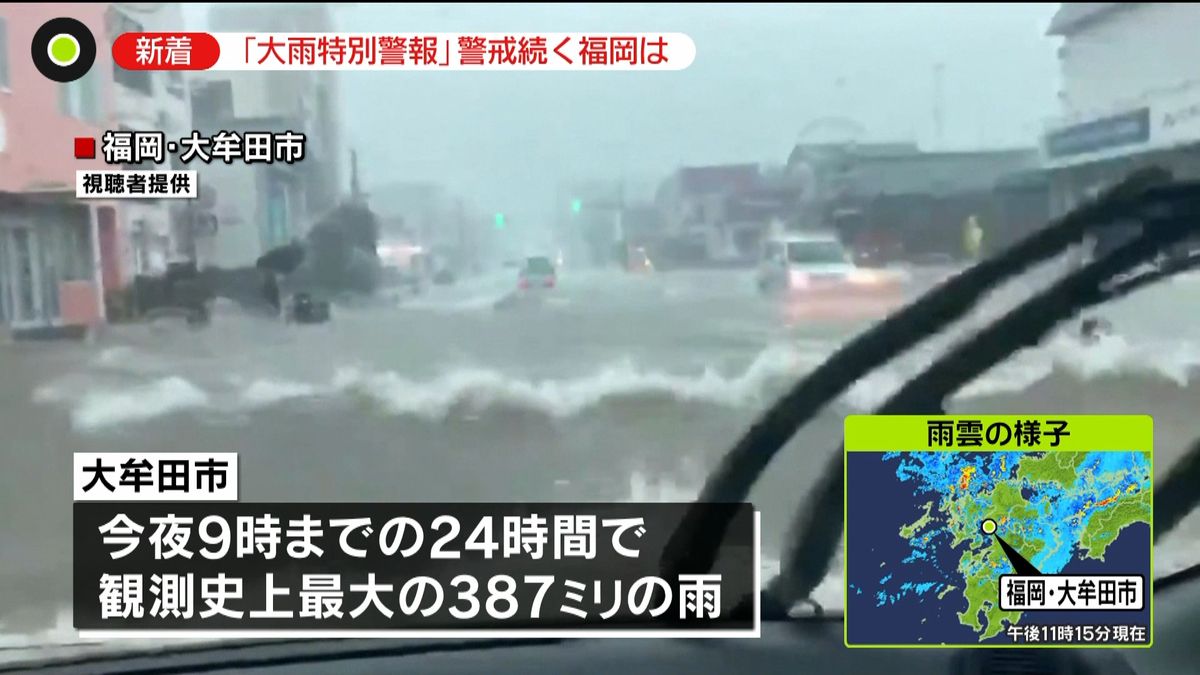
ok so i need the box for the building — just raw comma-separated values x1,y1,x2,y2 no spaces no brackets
653,164,765,262
1041,3,1200,253
785,142,921,215
785,142,1039,259
368,181,482,272
990,169,1054,254
188,102,310,268
103,3,194,285
619,204,663,249
184,83,323,269
785,142,1035,206
206,3,344,214
650,165,806,263
185,3,345,268
0,4,113,336
370,182,452,243
553,179,629,267
655,164,762,237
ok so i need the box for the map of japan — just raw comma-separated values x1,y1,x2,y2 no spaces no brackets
846,449,1152,645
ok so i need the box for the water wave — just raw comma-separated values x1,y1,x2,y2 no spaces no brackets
32,332,1200,431
69,377,210,432
328,343,803,419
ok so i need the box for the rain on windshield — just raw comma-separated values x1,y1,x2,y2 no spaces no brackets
1,0,1200,654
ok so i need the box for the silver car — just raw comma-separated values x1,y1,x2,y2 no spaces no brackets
518,256,558,291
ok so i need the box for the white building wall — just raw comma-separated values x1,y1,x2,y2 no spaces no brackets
229,72,274,119
1057,3,1200,119
1046,2,1200,235
186,3,344,265
109,3,195,276
194,162,263,268
207,2,343,225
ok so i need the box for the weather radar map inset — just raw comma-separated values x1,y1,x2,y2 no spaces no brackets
844,415,1153,649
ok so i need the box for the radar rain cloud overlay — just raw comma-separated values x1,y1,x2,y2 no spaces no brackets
843,415,1153,648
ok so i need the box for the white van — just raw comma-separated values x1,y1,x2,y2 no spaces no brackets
757,233,858,292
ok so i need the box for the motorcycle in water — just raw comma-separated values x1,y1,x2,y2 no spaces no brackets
286,293,332,324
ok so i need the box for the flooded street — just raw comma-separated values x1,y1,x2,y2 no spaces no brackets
6,1,1200,669
4,267,1200,642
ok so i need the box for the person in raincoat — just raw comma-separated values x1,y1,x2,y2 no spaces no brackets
963,214,984,261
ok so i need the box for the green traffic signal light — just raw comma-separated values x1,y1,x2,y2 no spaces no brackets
570,198,582,214
494,212,505,229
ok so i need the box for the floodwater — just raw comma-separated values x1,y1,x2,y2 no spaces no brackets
2,265,1199,653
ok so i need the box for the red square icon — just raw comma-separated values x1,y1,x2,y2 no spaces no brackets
74,137,96,159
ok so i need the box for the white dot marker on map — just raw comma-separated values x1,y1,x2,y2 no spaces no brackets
980,518,997,535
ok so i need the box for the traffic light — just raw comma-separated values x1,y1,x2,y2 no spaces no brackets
494,212,505,230
570,198,582,214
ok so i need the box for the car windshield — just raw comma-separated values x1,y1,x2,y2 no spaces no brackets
525,257,555,275
787,241,850,264
4,0,1200,660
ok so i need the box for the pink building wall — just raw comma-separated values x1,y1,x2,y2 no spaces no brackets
0,4,113,192
0,4,122,325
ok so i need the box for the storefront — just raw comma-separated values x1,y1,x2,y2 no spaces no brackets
1045,83,1200,198
1042,84,1200,259
1036,89,1200,265
0,193,106,336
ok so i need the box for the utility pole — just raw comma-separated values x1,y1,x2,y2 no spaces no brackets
614,180,626,242
933,62,946,148
349,148,363,204
834,75,847,119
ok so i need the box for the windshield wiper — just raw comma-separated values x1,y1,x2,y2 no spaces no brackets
1155,436,1200,539
767,185,1200,610
660,167,1174,587
1100,250,1200,298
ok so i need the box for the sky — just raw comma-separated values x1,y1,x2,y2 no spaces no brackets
185,3,1064,231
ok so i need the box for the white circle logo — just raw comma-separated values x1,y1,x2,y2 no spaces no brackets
47,33,81,68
